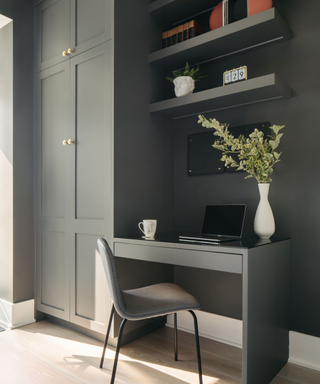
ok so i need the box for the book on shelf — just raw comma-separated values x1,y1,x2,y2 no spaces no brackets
177,25,184,43
171,27,178,45
183,22,189,41
161,20,205,49
167,29,173,47
162,31,168,48
188,20,204,38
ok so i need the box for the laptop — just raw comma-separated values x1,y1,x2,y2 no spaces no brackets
179,204,246,243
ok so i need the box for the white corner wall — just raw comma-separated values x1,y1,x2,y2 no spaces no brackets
289,331,320,372
0,298,35,329
0,19,13,305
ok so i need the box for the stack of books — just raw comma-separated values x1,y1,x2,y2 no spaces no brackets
162,20,204,48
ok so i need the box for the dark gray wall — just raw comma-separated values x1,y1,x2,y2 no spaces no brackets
113,0,174,236
172,0,320,337
0,0,33,303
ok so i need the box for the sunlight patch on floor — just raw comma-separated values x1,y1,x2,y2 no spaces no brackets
114,351,219,384
15,325,220,383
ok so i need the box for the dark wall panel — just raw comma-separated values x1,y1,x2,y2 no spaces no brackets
172,0,320,337
113,0,174,237
174,266,242,320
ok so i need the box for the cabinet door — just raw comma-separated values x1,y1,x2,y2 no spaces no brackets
36,0,71,72
36,62,72,320
71,0,112,56
69,42,113,333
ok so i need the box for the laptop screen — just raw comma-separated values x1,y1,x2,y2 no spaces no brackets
201,205,246,237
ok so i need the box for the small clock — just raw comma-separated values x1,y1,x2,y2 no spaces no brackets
223,66,247,85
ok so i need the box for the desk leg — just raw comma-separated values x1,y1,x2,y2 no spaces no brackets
242,240,290,384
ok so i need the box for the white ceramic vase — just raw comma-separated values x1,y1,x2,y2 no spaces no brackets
254,183,275,240
173,76,195,97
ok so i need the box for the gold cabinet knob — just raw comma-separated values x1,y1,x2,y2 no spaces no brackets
67,48,73,54
62,51,67,57
62,140,67,145
67,139,73,145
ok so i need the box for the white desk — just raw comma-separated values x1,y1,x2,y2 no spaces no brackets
114,233,290,384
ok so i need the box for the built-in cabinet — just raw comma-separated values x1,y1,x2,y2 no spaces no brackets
35,0,113,334
36,0,112,71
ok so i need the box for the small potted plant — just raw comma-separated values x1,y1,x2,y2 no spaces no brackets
166,62,205,97
198,114,285,240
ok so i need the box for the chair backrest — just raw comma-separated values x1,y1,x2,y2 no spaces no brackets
97,237,126,318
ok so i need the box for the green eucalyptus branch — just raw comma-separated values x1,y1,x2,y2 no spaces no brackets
198,115,285,183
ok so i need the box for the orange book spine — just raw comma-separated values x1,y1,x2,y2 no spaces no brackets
188,20,204,38
177,25,184,43
183,22,189,40
162,31,168,48
167,29,173,46
171,27,178,45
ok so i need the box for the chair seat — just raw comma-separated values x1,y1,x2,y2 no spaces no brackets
122,282,201,320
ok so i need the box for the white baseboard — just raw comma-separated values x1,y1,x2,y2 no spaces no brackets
167,312,320,373
0,298,35,329
289,331,320,372
167,310,242,349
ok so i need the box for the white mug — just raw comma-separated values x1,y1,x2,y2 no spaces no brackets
138,220,157,238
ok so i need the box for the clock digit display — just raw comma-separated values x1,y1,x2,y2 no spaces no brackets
224,71,232,84
239,66,247,80
223,66,247,85
232,69,238,82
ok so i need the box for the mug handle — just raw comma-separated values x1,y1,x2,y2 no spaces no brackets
138,222,145,235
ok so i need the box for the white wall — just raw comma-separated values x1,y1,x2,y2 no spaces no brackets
0,19,13,303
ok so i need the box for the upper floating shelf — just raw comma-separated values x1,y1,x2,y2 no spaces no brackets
149,0,220,25
149,8,292,70
149,74,292,119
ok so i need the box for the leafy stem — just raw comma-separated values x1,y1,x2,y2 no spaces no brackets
166,62,206,83
197,115,285,183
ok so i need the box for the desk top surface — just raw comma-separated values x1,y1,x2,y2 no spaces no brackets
115,232,289,250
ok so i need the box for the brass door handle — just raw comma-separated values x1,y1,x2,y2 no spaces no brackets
63,139,74,145
62,49,73,56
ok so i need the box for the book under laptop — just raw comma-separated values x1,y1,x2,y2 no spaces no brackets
179,204,246,243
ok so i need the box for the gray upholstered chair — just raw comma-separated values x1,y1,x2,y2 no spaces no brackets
97,237,203,384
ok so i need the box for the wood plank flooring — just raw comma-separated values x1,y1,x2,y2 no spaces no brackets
0,321,319,384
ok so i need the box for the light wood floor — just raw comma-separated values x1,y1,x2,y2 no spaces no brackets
0,321,319,384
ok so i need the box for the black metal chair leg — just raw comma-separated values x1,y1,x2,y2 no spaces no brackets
110,318,127,384
100,305,115,368
189,310,203,384
174,313,178,361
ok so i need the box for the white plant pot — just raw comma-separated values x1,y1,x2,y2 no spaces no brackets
254,183,275,240
173,76,195,97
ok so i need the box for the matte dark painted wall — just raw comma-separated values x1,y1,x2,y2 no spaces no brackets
172,0,320,337
113,0,174,236
113,1,176,338
0,0,33,303
113,0,319,338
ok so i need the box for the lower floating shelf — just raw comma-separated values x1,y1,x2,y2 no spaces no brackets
149,74,292,119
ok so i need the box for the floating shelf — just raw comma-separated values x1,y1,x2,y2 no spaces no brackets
149,0,220,25
149,74,292,119
149,8,292,70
